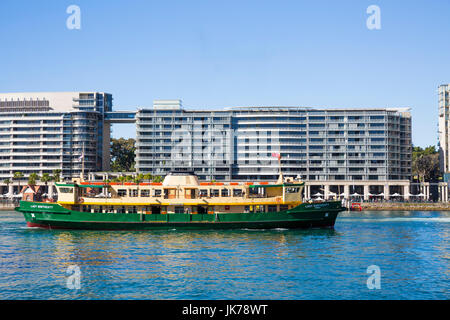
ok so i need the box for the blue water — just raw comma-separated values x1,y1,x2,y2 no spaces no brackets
0,210,448,300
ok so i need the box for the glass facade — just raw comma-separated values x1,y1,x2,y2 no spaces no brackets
0,92,112,180
136,104,412,181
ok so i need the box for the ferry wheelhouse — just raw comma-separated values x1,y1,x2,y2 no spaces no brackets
16,172,344,230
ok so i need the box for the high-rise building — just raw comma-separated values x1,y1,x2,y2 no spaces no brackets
136,100,412,182
439,84,450,179
0,92,113,180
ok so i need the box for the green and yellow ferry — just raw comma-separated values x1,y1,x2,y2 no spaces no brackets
15,172,344,230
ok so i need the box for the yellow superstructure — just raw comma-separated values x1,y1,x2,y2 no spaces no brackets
55,172,304,215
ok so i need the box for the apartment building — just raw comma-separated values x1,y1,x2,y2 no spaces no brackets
0,92,112,181
135,100,412,183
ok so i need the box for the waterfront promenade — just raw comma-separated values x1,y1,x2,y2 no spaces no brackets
360,202,450,211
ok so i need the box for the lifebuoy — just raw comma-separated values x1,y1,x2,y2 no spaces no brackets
79,198,84,203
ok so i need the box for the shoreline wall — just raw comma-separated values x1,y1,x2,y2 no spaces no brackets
361,202,450,211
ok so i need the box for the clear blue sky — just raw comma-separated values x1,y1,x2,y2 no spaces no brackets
1,0,449,147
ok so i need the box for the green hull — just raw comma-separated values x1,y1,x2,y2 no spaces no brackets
15,201,344,230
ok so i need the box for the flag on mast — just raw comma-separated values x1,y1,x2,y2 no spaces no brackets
271,152,281,159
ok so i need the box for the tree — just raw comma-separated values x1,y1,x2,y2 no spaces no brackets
412,145,440,182
152,175,163,183
28,173,40,186
111,138,136,172
133,173,144,193
52,169,61,183
13,172,24,194
41,173,52,194
41,173,51,185
3,179,10,194
118,176,126,185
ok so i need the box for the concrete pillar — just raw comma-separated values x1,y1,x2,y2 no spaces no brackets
445,184,449,203
384,185,389,201
8,184,13,194
304,184,310,200
48,183,53,198
364,185,369,201
324,185,329,200
425,184,430,201
344,185,349,199
403,184,410,201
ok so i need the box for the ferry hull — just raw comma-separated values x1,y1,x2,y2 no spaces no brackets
16,201,344,231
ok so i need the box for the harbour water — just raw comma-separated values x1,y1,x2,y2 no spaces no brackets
0,210,448,300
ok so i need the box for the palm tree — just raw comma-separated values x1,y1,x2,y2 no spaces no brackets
3,178,10,195
28,173,40,186
52,169,61,183
13,172,24,194
133,173,144,195
152,175,163,183
118,176,126,185
41,173,52,195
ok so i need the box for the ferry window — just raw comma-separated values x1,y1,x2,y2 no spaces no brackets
129,206,137,213
59,187,73,193
199,189,208,197
118,189,127,197
244,206,250,213
154,189,162,197
129,189,138,197
280,205,289,212
210,189,219,197
141,189,150,197
221,189,230,197
286,187,300,194
268,205,277,212
197,206,207,214
233,189,243,197
255,205,265,213
175,206,184,214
